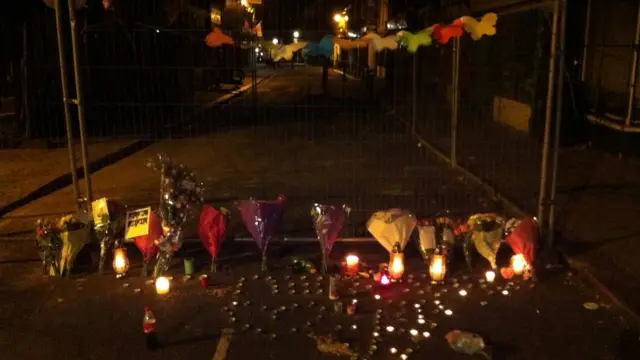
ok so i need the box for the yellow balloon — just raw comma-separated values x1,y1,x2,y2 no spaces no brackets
397,27,433,53
459,13,498,41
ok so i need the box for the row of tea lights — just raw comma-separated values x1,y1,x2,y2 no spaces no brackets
345,252,528,286
149,252,528,296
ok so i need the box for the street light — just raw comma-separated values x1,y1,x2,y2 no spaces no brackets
272,38,279,45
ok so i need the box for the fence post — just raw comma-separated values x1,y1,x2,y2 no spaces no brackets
67,0,92,204
625,1,640,127
548,0,568,250
411,53,417,134
537,0,561,236
53,0,81,210
392,50,397,113
451,37,461,167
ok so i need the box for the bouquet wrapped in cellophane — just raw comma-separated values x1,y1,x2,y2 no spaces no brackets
91,198,126,275
464,213,505,270
35,219,62,276
146,154,204,277
58,214,91,278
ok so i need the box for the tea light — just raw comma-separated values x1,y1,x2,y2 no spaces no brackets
511,254,526,275
417,318,425,324
386,326,395,332
155,276,170,295
112,248,129,276
429,255,446,281
345,254,359,275
374,294,381,300
444,309,453,316
485,270,496,283
380,271,391,286
458,289,467,297
400,354,408,360
422,331,431,338
390,348,398,354
389,253,405,280
409,329,418,336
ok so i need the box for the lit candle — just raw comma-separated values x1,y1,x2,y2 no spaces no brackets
429,255,446,281
155,276,170,295
345,255,359,275
511,254,526,275
380,271,391,286
389,253,405,280
485,270,496,283
112,248,129,277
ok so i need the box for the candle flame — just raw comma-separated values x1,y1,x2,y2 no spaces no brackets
346,255,359,265
511,254,526,275
380,273,390,285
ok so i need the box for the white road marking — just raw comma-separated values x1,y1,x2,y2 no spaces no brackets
212,328,233,360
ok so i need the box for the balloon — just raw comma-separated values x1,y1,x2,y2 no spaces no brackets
367,209,417,253
271,42,308,61
467,213,504,269
302,35,334,58
455,13,498,40
398,28,433,53
237,195,286,272
205,28,234,47
361,33,399,52
333,37,368,49
198,205,230,272
504,217,538,269
432,23,464,44
133,210,162,276
311,204,350,273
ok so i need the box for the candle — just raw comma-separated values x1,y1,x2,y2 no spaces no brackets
429,255,446,281
112,248,129,276
345,255,359,275
511,254,526,275
485,270,496,283
379,271,391,286
155,276,170,295
389,253,405,280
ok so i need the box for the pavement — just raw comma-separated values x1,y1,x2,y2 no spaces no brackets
1,239,639,360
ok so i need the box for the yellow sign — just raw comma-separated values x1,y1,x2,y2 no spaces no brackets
91,198,110,227
125,207,151,240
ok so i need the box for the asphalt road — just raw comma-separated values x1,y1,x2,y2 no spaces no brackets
1,240,639,360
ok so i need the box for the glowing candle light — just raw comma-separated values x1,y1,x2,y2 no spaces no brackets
458,289,467,297
485,270,496,283
380,271,391,286
345,254,359,275
409,329,418,336
112,248,129,277
155,276,170,295
389,243,405,280
386,326,395,332
390,348,398,354
429,255,446,281
511,254,526,275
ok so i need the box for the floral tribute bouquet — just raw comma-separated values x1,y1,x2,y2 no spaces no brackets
146,154,204,277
